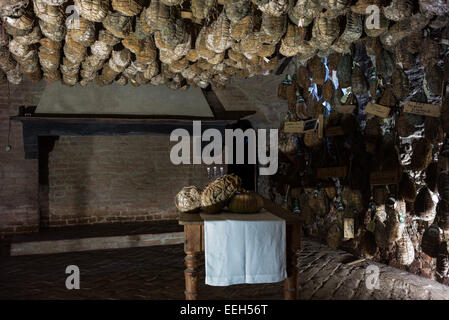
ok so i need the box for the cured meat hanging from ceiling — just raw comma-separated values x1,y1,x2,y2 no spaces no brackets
0,0,446,90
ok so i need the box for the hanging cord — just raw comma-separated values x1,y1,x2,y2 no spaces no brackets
1,18,4,44
6,81,12,151
1,17,7,46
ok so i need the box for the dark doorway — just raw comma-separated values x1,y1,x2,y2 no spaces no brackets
226,120,257,191
37,136,58,229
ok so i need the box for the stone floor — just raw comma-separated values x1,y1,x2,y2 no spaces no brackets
0,239,448,300
298,240,449,300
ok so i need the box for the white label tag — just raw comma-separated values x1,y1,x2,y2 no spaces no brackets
366,102,391,118
344,218,355,239
404,101,441,117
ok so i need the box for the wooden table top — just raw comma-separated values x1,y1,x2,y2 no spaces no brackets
178,198,302,226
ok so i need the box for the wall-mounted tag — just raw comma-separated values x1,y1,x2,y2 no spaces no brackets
404,101,441,117
317,166,348,179
344,218,355,239
303,118,319,133
325,126,345,137
366,102,391,118
181,11,192,19
284,119,318,134
318,115,324,139
370,170,400,185
284,122,304,133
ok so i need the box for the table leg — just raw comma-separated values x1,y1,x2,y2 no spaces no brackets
184,225,202,300
184,250,200,300
284,254,298,300
284,223,301,300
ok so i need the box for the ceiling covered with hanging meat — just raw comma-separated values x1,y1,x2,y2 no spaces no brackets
0,0,448,89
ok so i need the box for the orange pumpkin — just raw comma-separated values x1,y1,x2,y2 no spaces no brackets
228,191,264,213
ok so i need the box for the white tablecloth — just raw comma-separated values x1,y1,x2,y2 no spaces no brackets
201,210,287,286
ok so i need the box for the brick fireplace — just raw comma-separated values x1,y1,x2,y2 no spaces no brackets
0,81,250,237
40,135,211,228
14,116,233,233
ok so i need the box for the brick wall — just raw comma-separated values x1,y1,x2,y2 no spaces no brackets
0,80,219,235
0,81,45,237
46,135,213,227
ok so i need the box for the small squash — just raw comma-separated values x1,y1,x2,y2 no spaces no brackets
228,191,264,214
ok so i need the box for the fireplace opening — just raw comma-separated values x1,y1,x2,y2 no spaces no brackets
38,136,58,229
226,120,257,192
37,135,211,229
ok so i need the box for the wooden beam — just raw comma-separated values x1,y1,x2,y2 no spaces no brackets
11,97,256,159
11,116,230,159
275,57,293,75
201,87,256,120
202,86,226,118
13,113,217,122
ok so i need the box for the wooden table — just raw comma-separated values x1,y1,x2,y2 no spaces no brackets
178,199,302,300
